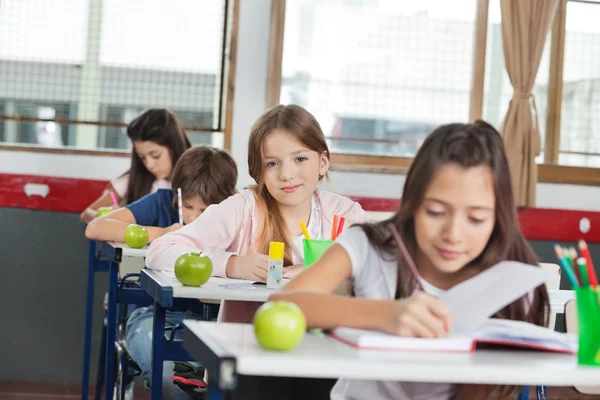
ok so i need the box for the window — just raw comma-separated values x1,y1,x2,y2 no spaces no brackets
0,0,232,152
482,0,552,164
559,0,600,168
280,0,478,158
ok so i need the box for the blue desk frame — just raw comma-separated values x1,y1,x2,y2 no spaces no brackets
81,241,152,400
140,269,214,400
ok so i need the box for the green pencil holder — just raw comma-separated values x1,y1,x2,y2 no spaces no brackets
575,287,600,366
303,239,333,268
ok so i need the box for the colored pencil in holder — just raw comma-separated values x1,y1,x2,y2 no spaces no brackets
579,240,598,289
554,244,580,289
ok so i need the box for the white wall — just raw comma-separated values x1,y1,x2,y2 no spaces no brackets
1,0,600,212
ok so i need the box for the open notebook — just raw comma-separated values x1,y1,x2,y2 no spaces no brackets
330,319,578,354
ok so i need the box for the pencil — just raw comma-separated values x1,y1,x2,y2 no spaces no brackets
579,240,598,288
300,221,311,240
577,257,590,288
109,191,119,207
554,245,580,289
567,247,581,283
388,223,424,291
336,217,346,239
331,214,339,241
177,188,184,225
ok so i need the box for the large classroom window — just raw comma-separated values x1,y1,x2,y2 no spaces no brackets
280,0,478,158
0,0,233,151
559,0,600,168
275,0,600,183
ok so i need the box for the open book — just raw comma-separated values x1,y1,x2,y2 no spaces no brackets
330,319,578,354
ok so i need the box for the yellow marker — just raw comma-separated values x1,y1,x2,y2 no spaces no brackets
300,222,311,240
267,242,285,289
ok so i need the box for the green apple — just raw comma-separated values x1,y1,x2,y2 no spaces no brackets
253,301,306,351
124,224,149,249
174,252,213,287
96,206,114,218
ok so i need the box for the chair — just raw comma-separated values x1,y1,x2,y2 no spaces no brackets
539,263,561,330
565,299,600,395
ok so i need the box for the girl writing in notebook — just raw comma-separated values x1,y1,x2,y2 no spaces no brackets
90,146,238,400
272,121,550,400
80,108,191,222
146,104,366,400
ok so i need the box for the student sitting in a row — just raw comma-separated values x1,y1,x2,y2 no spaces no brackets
146,104,366,399
86,145,238,400
81,108,191,223
272,120,550,400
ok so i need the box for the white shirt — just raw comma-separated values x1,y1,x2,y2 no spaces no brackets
332,226,456,400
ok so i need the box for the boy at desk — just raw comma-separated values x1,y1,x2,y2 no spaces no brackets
272,121,550,400
86,145,238,400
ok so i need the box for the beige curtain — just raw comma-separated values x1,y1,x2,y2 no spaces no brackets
500,0,558,207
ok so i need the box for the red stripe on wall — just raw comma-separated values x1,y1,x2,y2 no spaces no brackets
1,173,599,243
0,173,108,213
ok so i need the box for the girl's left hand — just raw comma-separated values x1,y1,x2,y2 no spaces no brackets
283,264,304,279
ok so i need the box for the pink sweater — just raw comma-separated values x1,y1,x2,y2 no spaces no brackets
146,188,366,274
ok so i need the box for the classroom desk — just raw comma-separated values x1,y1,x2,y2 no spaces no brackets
140,268,573,400
140,269,284,400
81,241,149,400
183,321,600,399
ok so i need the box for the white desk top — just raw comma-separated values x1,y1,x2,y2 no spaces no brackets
106,241,148,258
147,270,285,302
184,321,600,386
144,268,574,312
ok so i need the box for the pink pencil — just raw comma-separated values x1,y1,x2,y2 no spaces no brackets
388,223,424,291
109,191,119,207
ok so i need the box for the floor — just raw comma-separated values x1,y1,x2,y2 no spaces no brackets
0,381,597,399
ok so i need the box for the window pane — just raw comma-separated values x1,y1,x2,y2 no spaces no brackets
0,0,228,151
559,0,600,168
0,0,88,63
482,0,551,164
281,0,477,157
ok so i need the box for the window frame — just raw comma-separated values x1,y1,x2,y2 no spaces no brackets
268,0,600,186
0,0,239,155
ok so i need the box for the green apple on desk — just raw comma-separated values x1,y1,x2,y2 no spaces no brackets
174,252,213,286
124,224,149,249
96,206,114,218
253,301,307,351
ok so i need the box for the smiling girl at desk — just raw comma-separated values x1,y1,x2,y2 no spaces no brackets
80,108,192,222
146,104,366,305
146,104,366,399
272,121,550,400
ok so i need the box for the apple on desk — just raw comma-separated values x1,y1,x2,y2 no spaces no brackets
253,301,307,351
96,206,114,218
124,224,149,249
174,252,213,287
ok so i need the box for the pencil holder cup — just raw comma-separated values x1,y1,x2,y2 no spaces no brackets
303,239,333,268
575,287,600,366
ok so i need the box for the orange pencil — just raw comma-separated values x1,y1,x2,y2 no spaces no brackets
579,240,598,288
331,214,339,240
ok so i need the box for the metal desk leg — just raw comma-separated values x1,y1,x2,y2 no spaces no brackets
518,386,529,400
209,379,227,400
104,260,119,400
151,303,166,400
81,240,96,400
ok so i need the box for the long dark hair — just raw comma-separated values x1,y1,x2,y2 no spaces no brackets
124,109,192,204
247,104,330,266
359,120,549,328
